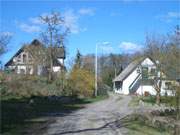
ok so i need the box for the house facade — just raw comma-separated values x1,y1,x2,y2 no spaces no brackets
113,57,174,96
5,39,65,75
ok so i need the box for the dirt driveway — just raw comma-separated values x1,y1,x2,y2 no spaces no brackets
44,93,133,135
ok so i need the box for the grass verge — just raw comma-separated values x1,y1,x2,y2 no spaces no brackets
125,120,170,135
121,115,171,135
128,96,141,107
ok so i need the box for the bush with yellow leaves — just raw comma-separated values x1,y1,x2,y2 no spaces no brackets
68,68,95,97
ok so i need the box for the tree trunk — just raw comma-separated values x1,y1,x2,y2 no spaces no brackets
156,90,160,105
176,92,180,120
48,52,53,82
48,30,53,83
155,80,162,106
156,70,162,106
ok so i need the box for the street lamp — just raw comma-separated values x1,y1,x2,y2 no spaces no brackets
95,43,98,97
95,42,112,97
95,43,103,97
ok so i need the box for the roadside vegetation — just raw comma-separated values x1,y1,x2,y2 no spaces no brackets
129,95,177,107
125,120,170,135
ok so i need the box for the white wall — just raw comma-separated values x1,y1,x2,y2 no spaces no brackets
134,80,175,96
57,58,64,65
122,67,140,95
141,58,155,67
53,66,61,72
136,85,156,95
161,80,175,96
17,65,27,74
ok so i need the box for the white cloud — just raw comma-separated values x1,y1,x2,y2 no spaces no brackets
63,10,80,34
17,8,94,34
167,12,180,18
29,17,42,25
0,31,13,36
119,41,142,53
63,9,93,34
156,11,180,23
98,42,114,53
19,23,41,33
78,8,94,16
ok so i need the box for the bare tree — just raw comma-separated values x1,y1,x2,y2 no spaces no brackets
0,32,11,55
144,26,180,112
162,25,180,120
81,54,95,73
0,32,12,67
144,34,167,105
40,11,69,82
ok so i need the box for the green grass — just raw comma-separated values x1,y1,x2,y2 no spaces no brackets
128,95,177,107
142,96,177,106
128,96,141,107
142,96,156,105
125,120,170,135
1,95,107,134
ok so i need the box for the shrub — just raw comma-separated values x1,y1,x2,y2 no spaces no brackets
67,68,95,97
0,73,62,100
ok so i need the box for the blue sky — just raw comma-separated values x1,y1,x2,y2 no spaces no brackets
0,0,180,66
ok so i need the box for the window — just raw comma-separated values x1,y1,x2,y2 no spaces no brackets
150,68,156,75
142,67,148,79
165,82,172,90
22,54,27,63
115,81,122,90
17,55,21,62
137,67,141,73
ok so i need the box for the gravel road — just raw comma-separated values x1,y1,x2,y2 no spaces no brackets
43,93,133,135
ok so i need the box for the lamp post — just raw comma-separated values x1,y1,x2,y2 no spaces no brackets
95,43,98,97
94,42,112,97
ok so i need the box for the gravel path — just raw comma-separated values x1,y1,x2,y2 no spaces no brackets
43,93,133,135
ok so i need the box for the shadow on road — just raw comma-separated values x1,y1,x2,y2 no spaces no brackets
1,96,92,133
54,116,131,135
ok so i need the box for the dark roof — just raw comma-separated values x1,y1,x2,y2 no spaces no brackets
113,57,156,82
5,46,25,67
31,39,42,46
5,39,41,67
113,57,144,82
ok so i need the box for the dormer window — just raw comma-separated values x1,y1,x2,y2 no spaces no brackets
137,66,141,73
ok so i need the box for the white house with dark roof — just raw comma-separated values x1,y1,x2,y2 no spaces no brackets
113,57,174,96
5,39,66,75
